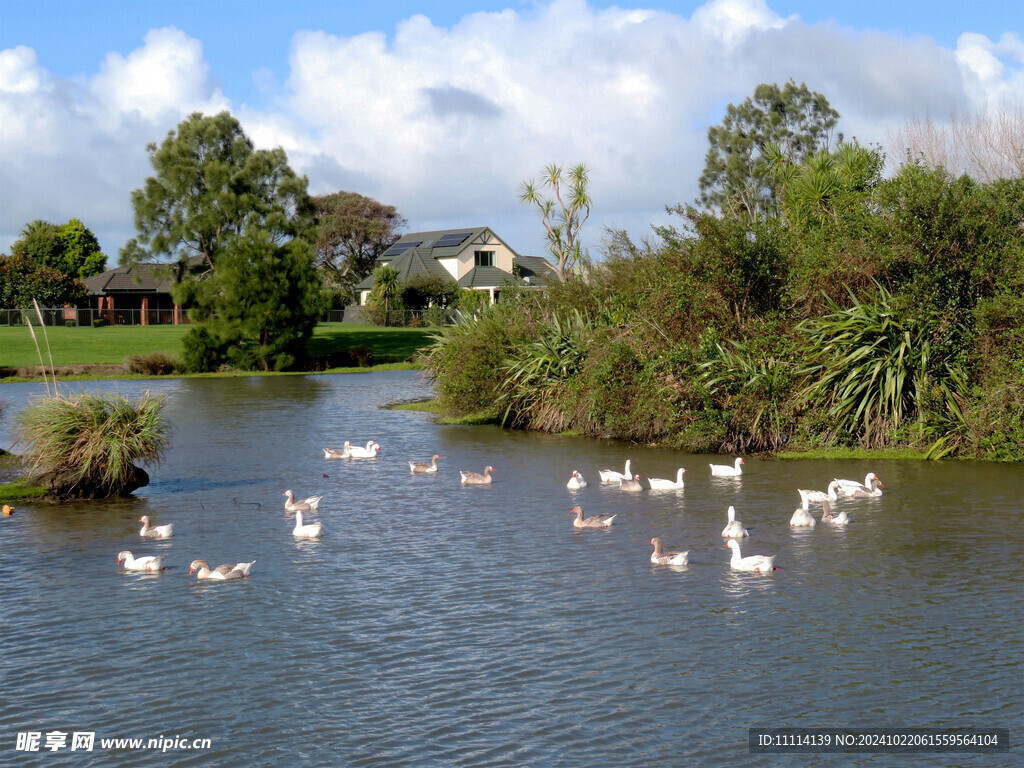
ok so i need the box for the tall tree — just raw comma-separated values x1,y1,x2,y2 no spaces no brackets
699,81,840,220
311,191,405,304
185,231,323,371
123,111,321,371
58,219,107,278
122,111,314,272
519,163,592,282
11,218,107,278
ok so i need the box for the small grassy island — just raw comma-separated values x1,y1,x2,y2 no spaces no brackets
2,392,168,501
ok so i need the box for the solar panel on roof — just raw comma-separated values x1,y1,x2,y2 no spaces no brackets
433,232,472,247
381,241,422,257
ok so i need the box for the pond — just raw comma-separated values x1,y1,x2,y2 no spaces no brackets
0,371,1020,766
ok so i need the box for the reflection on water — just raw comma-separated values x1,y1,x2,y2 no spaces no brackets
0,371,1021,767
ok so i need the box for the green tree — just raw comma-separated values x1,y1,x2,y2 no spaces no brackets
11,220,62,268
0,252,87,309
11,218,107,278
311,191,405,304
367,264,401,325
519,163,592,282
58,219,107,278
124,111,321,371
182,231,322,371
123,111,313,272
699,81,840,220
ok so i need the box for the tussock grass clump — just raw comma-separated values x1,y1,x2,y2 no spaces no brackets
16,392,169,498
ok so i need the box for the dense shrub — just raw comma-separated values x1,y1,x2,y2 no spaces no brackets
128,352,178,375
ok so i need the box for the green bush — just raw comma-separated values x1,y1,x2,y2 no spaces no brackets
797,286,967,448
421,302,532,417
128,352,178,375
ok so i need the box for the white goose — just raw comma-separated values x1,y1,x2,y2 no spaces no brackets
283,490,323,513
323,445,350,459
409,454,443,474
138,515,173,538
797,481,840,509
598,459,631,484
189,559,255,580
647,468,686,490
849,478,884,498
571,506,615,528
789,506,817,527
820,499,850,526
726,539,776,573
721,505,749,538
117,551,164,572
649,537,689,565
710,457,744,477
618,474,643,492
292,510,323,538
460,466,495,485
567,470,587,490
347,440,381,458
833,473,883,497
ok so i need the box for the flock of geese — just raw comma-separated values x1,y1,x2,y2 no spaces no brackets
573,457,885,573
113,439,509,580
114,441,884,580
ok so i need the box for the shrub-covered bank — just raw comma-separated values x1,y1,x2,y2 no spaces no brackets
422,162,1023,461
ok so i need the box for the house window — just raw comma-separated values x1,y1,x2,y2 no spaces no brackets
474,250,494,267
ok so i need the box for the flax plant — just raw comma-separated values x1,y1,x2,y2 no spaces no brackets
499,309,594,430
17,391,169,497
697,340,795,451
797,286,967,448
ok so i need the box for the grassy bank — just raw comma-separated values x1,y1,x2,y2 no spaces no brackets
0,478,49,502
389,399,499,426
0,323,434,380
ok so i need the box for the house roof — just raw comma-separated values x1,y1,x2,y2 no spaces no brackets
513,255,558,286
82,263,175,295
354,246,452,290
357,226,555,293
456,265,516,289
377,226,524,263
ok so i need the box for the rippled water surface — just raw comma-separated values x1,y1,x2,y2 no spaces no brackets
1,372,1021,766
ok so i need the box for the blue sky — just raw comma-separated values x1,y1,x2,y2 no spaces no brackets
2,0,1021,259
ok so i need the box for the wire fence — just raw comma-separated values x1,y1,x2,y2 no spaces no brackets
0,306,463,328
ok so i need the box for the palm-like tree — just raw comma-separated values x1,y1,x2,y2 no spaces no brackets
762,141,882,227
370,264,401,325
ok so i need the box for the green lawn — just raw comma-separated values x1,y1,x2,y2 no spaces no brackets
0,323,436,368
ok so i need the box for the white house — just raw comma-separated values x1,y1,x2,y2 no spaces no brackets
355,226,555,305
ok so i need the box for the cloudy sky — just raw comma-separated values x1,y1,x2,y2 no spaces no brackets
2,0,1021,261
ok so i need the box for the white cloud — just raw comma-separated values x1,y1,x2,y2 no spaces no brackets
2,0,1022,261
